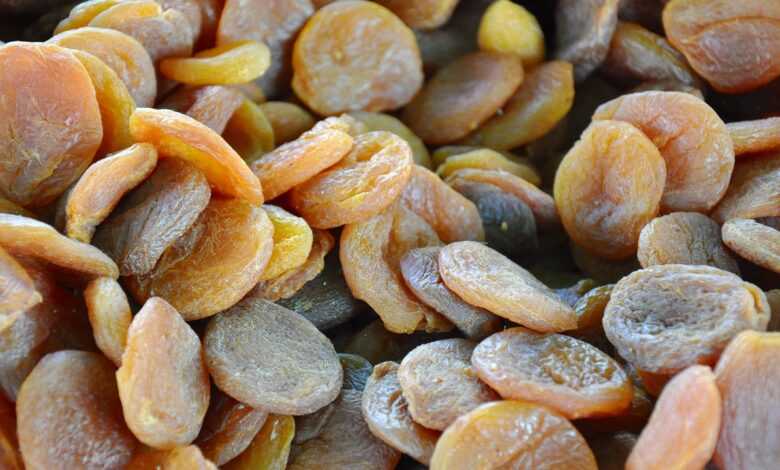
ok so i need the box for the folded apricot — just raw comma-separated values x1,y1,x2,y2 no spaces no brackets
261,205,313,280
160,40,271,86
722,218,780,273
223,414,295,470
84,277,132,367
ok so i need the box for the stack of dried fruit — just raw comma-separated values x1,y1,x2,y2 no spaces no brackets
0,0,779,468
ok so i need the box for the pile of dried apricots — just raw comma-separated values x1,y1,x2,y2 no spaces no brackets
0,0,779,468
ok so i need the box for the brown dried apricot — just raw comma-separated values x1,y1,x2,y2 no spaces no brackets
259,101,315,145
555,0,619,81
430,400,598,470
196,391,268,466
117,297,210,449
603,264,771,374
713,330,780,469
160,85,244,134
478,0,545,67
223,414,295,470
375,0,457,30
637,212,740,273
722,218,780,273
84,277,132,367
473,327,632,419
261,205,313,280
17,351,136,469
130,107,264,204
349,111,432,168
292,0,423,115
0,42,102,208
571,284,613,342
204,298,342,415
160,40,271,86
554,120,666,259
127,445,217,469
711,151,780,223
290,131,413,229
0,247,40,330
222,99,275,163
402,51,524,145
361,361,440,465
728,117,780,156
589,432,637,470
127,198,274,320
436,148,541,186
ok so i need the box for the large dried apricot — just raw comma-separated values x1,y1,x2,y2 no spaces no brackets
223,414,295,470
727,117,780,156
196,391,268,466
261,205,313,280
160,85,244,134
711,151,780,223
722,218,780,273
478,0,545,67
84,277,131,367
160,40,271,86
555,0,619,81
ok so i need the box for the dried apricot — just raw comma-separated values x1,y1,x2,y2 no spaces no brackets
478,0,545,67
292,0,423,115
0,247,40,330
711,151,780,223
594,91,734,212
222,99,275,163
430,400,597,470
375,0,457,30
160,40,271,86
554,120,666,259
223,414,295,470
261,205,313,280
127,445,217,470
159,0,202,41
161,85,244,134
570,284,613,342
204,298,342,415
54,0,123,33
196,391,268,466
603,264,771,374
436,148,541,186
0,42,102,208
259,101,315,145
722,218,780,273
728,117,780,156
349,111,432,168
630,79,704,99
637,212,740,273
84,277,131,367
402,51,524,145
117,297,210,449
17,351,136,469
555,0,619,81
290,131,413,229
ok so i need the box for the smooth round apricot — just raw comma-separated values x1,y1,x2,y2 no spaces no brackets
555,0,619,81
478,0,545,67
222,99,275,163
261,205,313,280
436,148,541,186
593,91,734,213
375,0,458,30
722,218,780,273
260,101,315,144
84,277,132,367
402,51,524,145
711,151,780,223
554,120,666,260
349,111,432,168
160,85,245,135
195,392,268,466
160,40,271,85
222,414,295,470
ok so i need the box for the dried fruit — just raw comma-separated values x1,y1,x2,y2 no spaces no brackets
223,415,295,470
127,445,217,469
0,247,40,330
555,0,619,81
261,205,313,280
54,0,124,33
222,99,276,163
84,277,131,367
349,111,432,168
160,85,245,134
375,0,458,30
436,148,541,186
196,391,268,466
722,218,780,273
727,117,780,156
160,40,271,85
711,151,780,223
260,101,315,144
478,0,545,67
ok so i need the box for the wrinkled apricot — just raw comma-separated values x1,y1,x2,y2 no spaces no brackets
84,277,131,367
711,151,780,223
292,1,423,115
722,218,780,273
160,40,271,85
604,264,771,374
436,148,541,186
196,391,268,466
54,0,123,33
117,297,210,449
161,85,244,134
261,205,313,280
478,0,545,67
260,101,315,145
728,117,780,156
0,247,40,330
403,51,524,145
630,79,705,99
223,414,295,470
222,99,275,163
375,0,457,30
570,284,613,342
127,445,217,470
555,0,619,81
349,111,432,168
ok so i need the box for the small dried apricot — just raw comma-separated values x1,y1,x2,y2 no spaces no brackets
436,148,541,186
84,277,131,367
478,0,545,67
261,205,313,280
160,40,271,86
223,414,295,470
722,218,780,273
196,391,268,466
555,0,619,81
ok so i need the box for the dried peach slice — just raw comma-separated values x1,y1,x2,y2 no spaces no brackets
160,40,271,86
84,277,132,367
261,205,313,281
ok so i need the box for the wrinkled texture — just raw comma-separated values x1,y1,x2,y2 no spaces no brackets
555,0,619,81
722,218,780,273
84,277,131,367
160,85,244,135
711,152,780,223
349,111,432,168
0,247,40,330
436,148,540,186
196,391,268,466
727,117,780,156
222,414,295,470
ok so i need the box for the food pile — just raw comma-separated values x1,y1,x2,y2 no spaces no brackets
0,0,778,468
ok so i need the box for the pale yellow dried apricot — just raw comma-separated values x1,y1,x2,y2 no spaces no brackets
436,148,541,186
222,99,276,163
160,41,271,85
259,101,315,145
261,205,313,280
478,0,545,67
54,0,123,33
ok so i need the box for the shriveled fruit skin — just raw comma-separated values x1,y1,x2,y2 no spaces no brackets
128,198,274,320
663,0,780,93
711,151,780,223
397,339,498,431
17,351,136,469
728,118,780,156
554,120,665,259
288,389,401,470
290,131,413,229
159,40,271,86
260,101,315,145
374,0,457,30
217,0,313,98
0,42,102,208
223,99,276,163
292,1,423,115
400,247,502,340
713,330,780,469
54,0,124,33
555,0,619,81
603,264,771,375
129,108,264,204
49,27,157,107
722,218,780,273
402,51,524,145
126,444,217,469
400,165,484,243
340,202,452,334
472,328,632,419
204,298,342,415
438,241,577,332
261,205,313,280
637,212,740,274
429,400,598,470
593,91,734,213
349,111,432,168
466,61,574,150
250,118,354,201
160,85,245,135
65,143,158,244
84,277,131,367
436,148,541,186
626,365,720,470
478,0,545,67
117,297,210,449
0,247,40,330
361,362,439,465
223,414,295,470
196,391,268,466
92,158,210,277
570,284,613,343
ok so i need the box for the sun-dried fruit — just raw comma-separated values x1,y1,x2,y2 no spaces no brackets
436,149,541,186
205,298,342,415
130,107,264,204
127,445,217,469
603,264,771,374
403,51,524,145
261,205,313,280
349,111,432,168
117,297,210,449
223,414,295,470
554,120,665,259
160,40,271,85
223,99,275,163
292,1,423,115
714,330,780,469
727,117,780,156
0,247,40,330
84,277,131,367
49,27,157,107
711,151,780,223
196,391,268,466
362,362,440,465
478,0,544,67
54,0,123,33
0,198,33,218
260,101,315,145
17,351,136,469
430,400,598,470
375,0,458,30
630,79,704,98
637,212,740,273
570,284,613,341
0,42,102,208
555,0,619,81
722,218,780,273
127,198,274,320
290,131,413,229
161,85,244,135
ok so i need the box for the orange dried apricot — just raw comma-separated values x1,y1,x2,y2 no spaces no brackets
375,0,458,30
223,414,295,470
570,284,613,342
160,85,245,134
0,198,33,218
84,277,132,367
0,247,40,330
349,111,432,168
555,0,619,81
478,0,545,67
196,391,268,466
160,40,271,85
127,445,217,469
54,0,123,33
117,297,210,449
222,99,276,163
259,101,315,145
728,117,780,156
261,205,313,280
711,151,780,223
436,148,541,187
292,1,423,115
403,51,524,145
630,79,705,99
722,218,780,273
